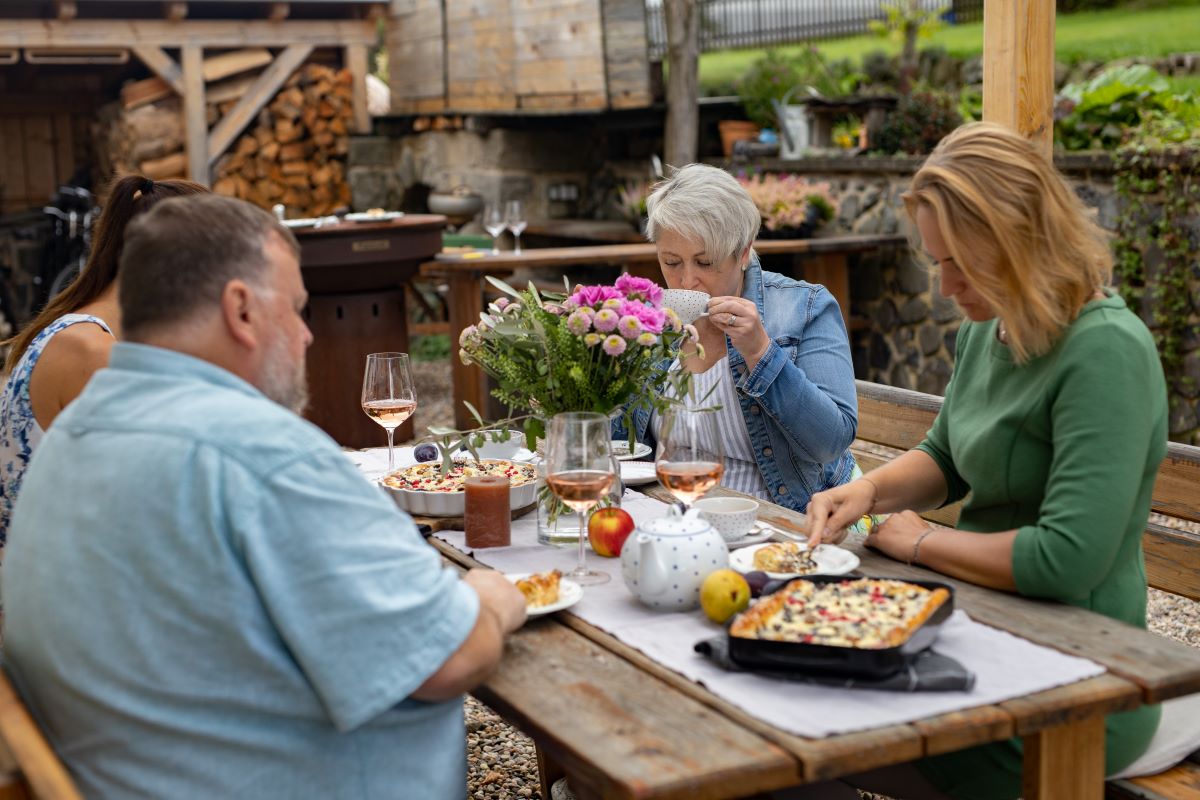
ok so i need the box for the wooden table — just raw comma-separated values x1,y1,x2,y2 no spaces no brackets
421,234,905,429
294,214,444,447
428,486,1200,800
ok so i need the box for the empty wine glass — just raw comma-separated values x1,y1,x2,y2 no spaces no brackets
655,407,725,509
505,200,526,255
482,204,506,256
361,352,417,474
545,412,614,586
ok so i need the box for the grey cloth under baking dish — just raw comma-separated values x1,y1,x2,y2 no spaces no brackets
694,636,976,692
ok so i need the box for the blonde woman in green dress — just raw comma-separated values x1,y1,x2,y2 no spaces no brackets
798,122,1166,800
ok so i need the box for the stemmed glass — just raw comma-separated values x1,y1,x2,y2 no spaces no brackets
361,352,417,474
655,407,725,508
505,200,526,255
545,412,614,586
482,204,506,256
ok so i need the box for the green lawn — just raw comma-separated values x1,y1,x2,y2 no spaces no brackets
699,2,1200,92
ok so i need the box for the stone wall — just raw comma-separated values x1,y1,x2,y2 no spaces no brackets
346,122,652,224
759,155,1199,445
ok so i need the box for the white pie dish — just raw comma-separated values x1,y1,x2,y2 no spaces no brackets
379,459,538,517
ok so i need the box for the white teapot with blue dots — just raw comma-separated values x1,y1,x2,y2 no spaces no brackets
621,506,729,611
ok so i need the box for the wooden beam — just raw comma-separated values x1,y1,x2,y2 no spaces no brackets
131,45,185,95
345,42,371,134
0,20,376,48
164,2,188,22
982,0,1056,158
181,44,209,187
202,48,273,82
207,44,313,166
0,672,83,800
1022,715,1105,800
54,0,77,21
268,3,290,21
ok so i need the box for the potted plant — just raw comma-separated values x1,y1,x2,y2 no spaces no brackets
736,174,837,239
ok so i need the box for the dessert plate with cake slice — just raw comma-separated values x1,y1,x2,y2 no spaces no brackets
507,570,583,617
729,541,860,579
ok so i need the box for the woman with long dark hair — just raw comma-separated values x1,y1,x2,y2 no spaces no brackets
0,175,208,548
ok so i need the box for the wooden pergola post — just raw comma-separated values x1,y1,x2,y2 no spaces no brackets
982,0,1056,158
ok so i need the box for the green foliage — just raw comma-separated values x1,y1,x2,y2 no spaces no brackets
409,334,451,362
1056,65,1198,150
1112,124,1200,391
868,90,963,155
699,4,1200,94
866,1,947,46
862,49,899,87
736,47,864,129
957,85,983,122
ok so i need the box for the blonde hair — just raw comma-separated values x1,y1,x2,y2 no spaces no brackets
645,163,760,267
903,122,1112,363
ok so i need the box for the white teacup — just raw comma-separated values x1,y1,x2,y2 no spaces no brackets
661,288,711,325
694,497,759,543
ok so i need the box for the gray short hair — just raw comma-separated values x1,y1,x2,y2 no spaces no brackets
645,164,760,265
119,195,300,339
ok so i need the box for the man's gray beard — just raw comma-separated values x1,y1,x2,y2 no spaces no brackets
260,336,309,414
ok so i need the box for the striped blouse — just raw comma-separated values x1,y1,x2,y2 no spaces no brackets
651,356,771,500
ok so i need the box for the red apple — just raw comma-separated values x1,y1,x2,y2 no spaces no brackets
587,507,635,557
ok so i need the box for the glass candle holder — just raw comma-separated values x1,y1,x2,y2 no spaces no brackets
464,475,511,549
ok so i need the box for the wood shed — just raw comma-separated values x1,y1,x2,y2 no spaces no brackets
0,0,381,212
388,0,655,115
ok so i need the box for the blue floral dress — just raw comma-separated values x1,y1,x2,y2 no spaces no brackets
0,314,112,552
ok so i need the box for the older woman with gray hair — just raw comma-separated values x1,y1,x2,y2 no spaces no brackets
615,163,858,512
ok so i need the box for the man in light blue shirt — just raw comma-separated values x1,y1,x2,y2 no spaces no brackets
2,194,526,799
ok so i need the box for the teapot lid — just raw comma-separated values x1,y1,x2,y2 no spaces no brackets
640,507,712,536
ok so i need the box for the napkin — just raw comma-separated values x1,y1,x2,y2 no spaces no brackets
694,636,975,692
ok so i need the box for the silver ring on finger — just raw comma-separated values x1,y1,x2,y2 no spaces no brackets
727,313,737,326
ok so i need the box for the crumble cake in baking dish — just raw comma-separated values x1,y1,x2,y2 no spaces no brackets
729,577,950,649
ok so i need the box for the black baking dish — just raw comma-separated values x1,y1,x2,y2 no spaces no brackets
726,574,955,679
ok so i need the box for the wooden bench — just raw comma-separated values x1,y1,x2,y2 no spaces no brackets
0,670,81,800
853,379,1200,800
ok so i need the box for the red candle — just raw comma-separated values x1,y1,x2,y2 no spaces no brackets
464,475,511,548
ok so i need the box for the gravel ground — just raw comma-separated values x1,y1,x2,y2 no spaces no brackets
402,356,1200,798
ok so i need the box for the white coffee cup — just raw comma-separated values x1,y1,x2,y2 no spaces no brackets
661,288,711,325
694,496,759,543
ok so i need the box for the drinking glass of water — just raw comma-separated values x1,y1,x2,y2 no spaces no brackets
505,200,526,256
483,204,506,256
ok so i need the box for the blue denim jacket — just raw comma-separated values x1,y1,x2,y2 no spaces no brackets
615,259,858,512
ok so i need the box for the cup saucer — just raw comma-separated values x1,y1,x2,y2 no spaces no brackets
723,526,773,550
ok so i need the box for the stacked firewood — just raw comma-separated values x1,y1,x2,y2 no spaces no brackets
94,51,352,218
212,64,354,216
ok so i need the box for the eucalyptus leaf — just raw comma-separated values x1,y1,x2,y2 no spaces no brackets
485,275,522,298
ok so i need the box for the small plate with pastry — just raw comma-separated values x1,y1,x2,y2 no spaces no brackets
507,570,583,617
729,541,860,579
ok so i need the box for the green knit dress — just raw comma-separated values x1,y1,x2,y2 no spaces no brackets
912,293,1166,800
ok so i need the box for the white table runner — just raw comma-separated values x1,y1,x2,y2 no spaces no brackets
347,448,1106,738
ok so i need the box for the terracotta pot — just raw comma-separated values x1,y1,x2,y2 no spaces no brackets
718,120,760,157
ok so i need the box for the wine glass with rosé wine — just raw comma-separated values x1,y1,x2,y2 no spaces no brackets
361,352,418,474
655,407,725,509
545,412,615,586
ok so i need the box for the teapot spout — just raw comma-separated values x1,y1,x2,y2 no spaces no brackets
636,533,668,597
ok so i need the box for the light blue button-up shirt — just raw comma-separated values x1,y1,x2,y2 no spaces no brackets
3,343,479,799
